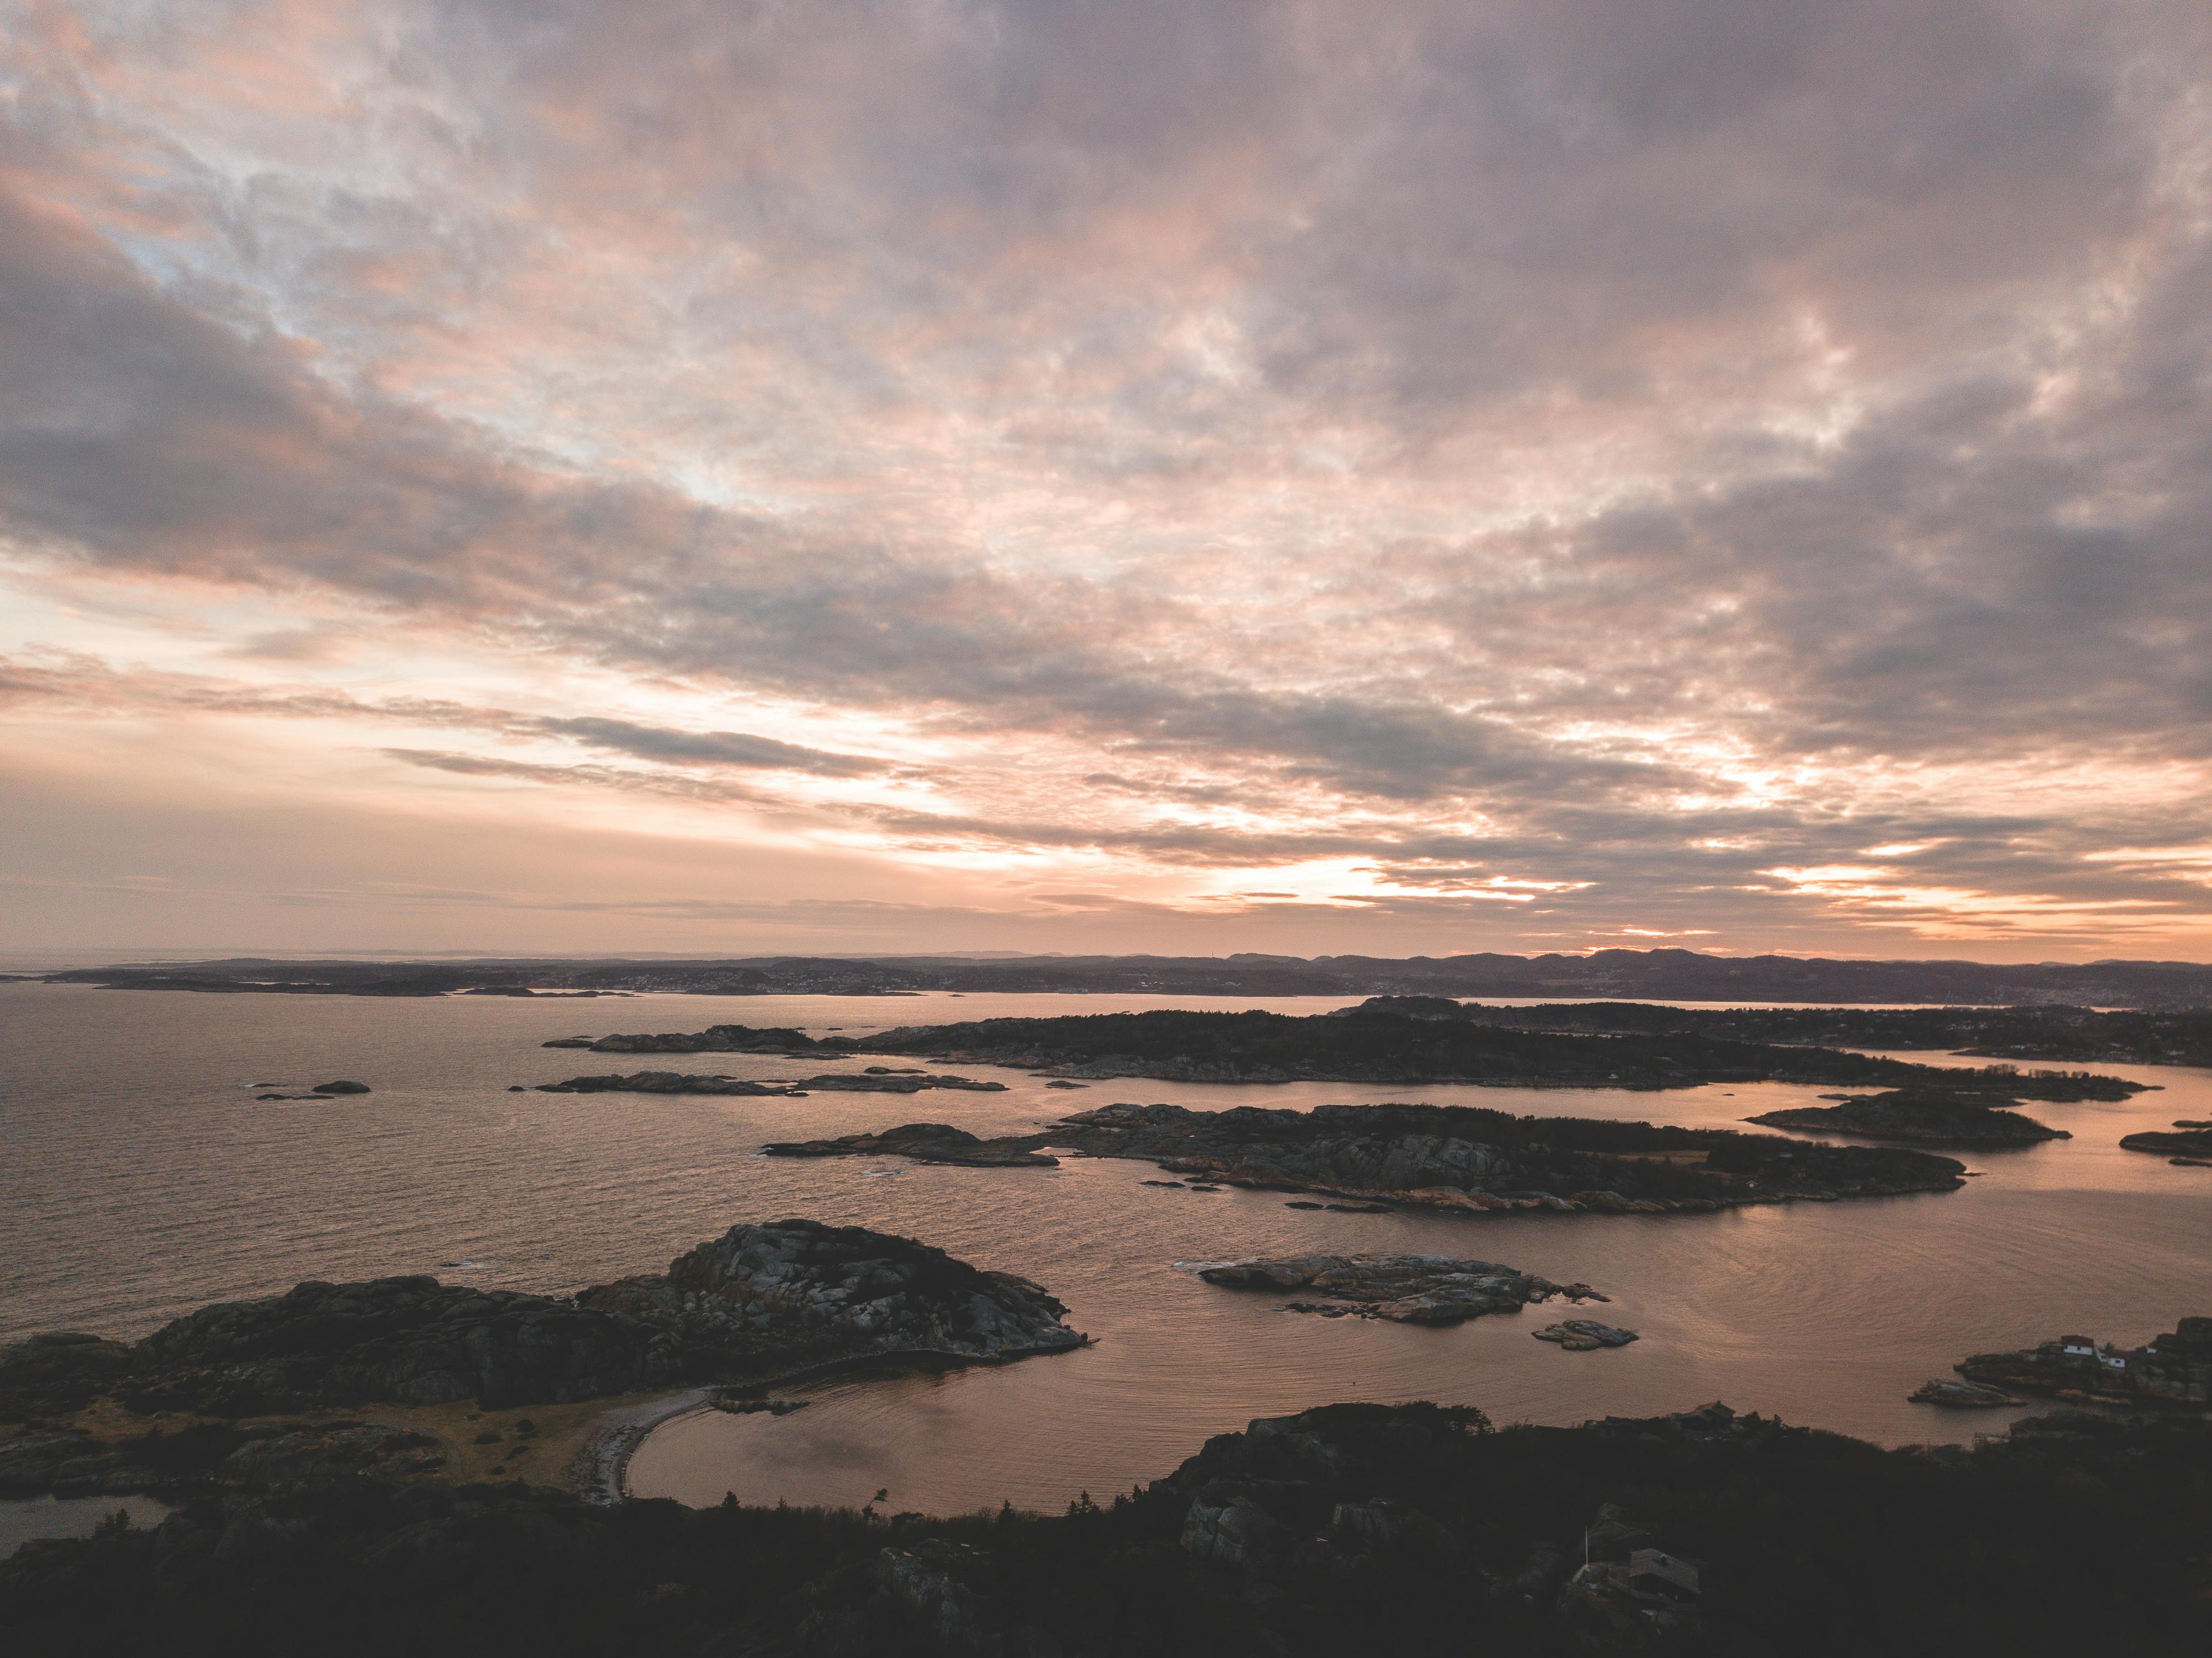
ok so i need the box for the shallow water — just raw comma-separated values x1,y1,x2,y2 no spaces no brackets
3,982,2206,1516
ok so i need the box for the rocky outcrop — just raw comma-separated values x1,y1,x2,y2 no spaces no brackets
537,1069,1004,1096
3,1222,1081,1435
787,1069,1005,1093
1745,1089,2067,1147
578,1219,1083,1367
253,1078,375,1101
1910,1379,2021,1407
1955,1318,2212,1408
0,1332,136,1416
538,1071,787,1094
1531,1319,1638,1350
769,1100,1968,1216
1196,1252,1593,1324
570,1024,836,1055
762,1122,1059,1166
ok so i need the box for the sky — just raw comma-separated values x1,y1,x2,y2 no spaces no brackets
3,1,2210,962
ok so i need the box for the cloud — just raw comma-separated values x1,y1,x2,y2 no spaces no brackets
2,2,2210,956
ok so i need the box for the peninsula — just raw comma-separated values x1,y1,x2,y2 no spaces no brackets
0,1220,1081,1505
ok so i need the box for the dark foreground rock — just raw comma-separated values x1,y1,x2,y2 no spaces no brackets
537,1069,1004,1096
8,1400,2211,1657
1955,1317,2212,1408
0,1221,1081,1431
770,1100,1968,1216
1745,1089,2068,1147
0,1419,449,1499
1197,1253,1583,1323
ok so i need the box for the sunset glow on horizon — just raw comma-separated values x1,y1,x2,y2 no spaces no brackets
5,1,2210,960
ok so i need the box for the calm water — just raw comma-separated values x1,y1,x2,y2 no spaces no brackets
4,982,2206,1517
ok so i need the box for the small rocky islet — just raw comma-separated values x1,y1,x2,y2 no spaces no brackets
533,1068,1005,1097
1195,1252,1612,1327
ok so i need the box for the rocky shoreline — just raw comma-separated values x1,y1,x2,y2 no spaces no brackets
1952,1319,2212,1409
766,1099,1969,1215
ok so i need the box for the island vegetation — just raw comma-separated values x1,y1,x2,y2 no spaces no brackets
765,1100,1970,1214
6,1395,2209,1655
1351,996,2212,1068
0,1220,1080,1506
580,1006,2145,1098
1743,1090,2070,1147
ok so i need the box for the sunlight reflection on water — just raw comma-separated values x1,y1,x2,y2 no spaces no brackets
4,984,2205,1516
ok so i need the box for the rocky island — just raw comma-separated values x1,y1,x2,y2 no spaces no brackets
535,1068,1005,1096
1357,996,2212,1068
767,1099,1969,1214
2118,1127,2212,1161
1744,1088,2070,1147
573,1006,2146,1097
1195,1252,1604,1324
0,1220,1082,1505
765,1121,1061,1166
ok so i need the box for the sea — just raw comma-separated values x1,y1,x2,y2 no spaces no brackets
4,981,2207,1525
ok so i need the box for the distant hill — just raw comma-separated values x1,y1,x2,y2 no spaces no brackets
34,947,2212,1007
